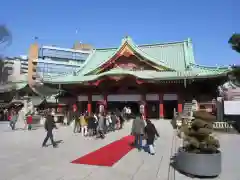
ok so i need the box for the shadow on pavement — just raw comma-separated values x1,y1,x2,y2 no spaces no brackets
46,140,64,147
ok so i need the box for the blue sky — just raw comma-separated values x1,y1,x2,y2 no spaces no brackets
1,0,239,66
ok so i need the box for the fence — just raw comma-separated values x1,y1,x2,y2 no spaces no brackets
176,120,234,131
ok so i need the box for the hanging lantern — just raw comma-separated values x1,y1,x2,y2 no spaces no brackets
57,104,62,113
136,79,144,84
139,100,146,114
140,104,145,114
97,100,107,113
110,76,123,81
99,104,104,113
72,104,77,112
92,79,102,86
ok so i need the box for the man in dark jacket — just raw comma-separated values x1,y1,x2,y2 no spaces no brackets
42,112,58,148
131,115,145,151
73,111,80,133
111,112,117,132
144,119,159,155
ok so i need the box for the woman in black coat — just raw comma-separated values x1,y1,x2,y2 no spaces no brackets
144,119,159,155
87,113,95,136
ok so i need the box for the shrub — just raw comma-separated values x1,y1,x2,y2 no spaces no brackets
180,110,220,153
193,111,216,122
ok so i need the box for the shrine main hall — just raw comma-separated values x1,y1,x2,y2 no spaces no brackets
29,36,230,119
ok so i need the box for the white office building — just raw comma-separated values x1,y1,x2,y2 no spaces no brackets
36,44,91,79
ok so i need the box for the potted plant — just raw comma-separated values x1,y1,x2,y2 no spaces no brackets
174,110,221,177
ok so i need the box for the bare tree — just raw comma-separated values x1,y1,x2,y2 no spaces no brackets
0,25,12,84
0,25,12,49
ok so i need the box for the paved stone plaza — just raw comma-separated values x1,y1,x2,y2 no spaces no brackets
0,120,239,180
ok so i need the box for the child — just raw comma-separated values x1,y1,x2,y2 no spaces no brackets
27,114,33,130
144,119,160,155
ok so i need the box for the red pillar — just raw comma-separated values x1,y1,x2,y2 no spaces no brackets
159,94,164,119
87,94,92,114
178,96,183,113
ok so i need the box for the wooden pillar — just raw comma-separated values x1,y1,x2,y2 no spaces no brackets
87,94,92,114
159,94,164,119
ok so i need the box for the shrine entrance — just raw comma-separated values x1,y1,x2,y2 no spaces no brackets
163,100,178,119
107,101,139,115
77,101,87,113
107,94,141,115
146,101,159,119
163,94,178,119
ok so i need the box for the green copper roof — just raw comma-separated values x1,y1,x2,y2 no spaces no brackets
188,63,230,75
43,36,230,85
31,84,61,97
78,48,117,75
76,36,193,75
0,74,28,93
31,96,45,106
0,82,27,93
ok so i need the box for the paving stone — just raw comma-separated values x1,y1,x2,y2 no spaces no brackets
0,120,239,180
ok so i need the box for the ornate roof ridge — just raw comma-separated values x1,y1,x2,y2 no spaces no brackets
138,40,186,48
93,37,188,51
88,36,173,74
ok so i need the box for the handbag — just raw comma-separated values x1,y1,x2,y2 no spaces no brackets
149,144,155,154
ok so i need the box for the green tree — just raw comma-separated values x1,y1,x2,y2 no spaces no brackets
228,33,240,53
180,111,220,153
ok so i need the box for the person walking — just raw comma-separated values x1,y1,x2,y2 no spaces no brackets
131,115,145,151
42,111,58,148
144,119,160,155
9,111,17,130
27,113,33,130
87,113,94,136
73,114,80,133
63,113,68,126
80,114,88,136
106,112,112,132
118,113,125,129
111,112,117,131
93,113,98,135
17,107,26,129
97,112,105,139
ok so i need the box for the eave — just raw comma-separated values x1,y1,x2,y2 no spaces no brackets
44,69,228,85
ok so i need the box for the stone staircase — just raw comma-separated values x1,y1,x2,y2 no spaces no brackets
173,102,193,129
181,102,193,118
183,102,192,113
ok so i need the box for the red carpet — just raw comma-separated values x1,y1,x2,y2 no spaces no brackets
71,135,134,167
